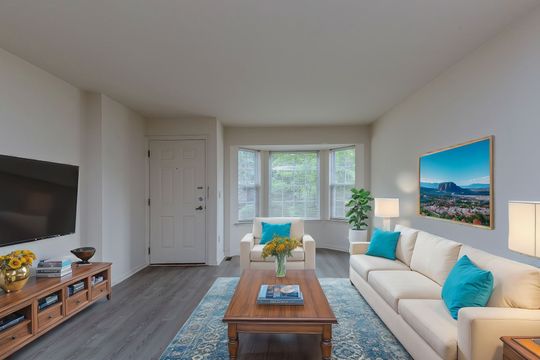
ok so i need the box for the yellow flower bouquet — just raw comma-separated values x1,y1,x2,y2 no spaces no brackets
261,236,300,277
0,250,36,293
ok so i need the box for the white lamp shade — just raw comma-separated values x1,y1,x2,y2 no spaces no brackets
374,198,400,218
508,201,540,257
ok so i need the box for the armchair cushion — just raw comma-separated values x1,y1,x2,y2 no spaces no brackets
250,244,305,262
260,222,291,244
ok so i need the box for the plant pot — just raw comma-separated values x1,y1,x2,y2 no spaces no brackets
275,254,287,278
0,265,31,293
348,229,368,243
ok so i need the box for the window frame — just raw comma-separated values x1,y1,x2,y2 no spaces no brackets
329,146,356,220
268,150,321,220
237,148,260,222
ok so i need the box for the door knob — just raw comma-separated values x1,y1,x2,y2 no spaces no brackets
195,206,203,211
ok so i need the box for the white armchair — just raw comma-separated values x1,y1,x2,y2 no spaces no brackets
240,217,316,271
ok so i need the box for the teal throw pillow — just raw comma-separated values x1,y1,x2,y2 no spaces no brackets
365,228,401,260
442,255,494,320
260,222,291,244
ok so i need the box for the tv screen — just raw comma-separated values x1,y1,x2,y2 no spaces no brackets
0,154,79,247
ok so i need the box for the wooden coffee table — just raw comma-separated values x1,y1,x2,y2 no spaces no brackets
223,270,337,359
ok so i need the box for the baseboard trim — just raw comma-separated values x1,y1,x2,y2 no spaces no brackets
112,262,148,286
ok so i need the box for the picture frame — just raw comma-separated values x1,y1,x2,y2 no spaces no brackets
418,136,494,229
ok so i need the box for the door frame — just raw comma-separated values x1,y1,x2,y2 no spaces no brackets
146,135,209,265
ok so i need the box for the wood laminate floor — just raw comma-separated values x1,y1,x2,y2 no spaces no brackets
10,249,349,360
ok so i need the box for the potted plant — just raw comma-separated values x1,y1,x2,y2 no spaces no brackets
345,188,374,243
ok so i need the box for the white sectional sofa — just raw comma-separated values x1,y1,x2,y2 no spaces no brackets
349,224,540,360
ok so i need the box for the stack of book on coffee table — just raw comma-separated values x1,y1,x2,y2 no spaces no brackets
257,284,304,305
36,257,73,278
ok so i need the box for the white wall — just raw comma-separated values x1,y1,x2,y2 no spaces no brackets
146,117,224,265
371,8,540,267
0,48,149,284
101,95,147,283
224,125,371,256
0,47,85,259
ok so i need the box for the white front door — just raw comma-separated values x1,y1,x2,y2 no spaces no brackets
149,140,206,264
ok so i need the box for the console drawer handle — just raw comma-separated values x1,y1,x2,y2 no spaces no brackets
48,314,53,319
76,300,81,304
11,336,16,340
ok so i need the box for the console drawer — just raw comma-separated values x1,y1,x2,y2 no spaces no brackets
91,280,108,301
38,303,63,331
66,290,88,315
0,320,32,351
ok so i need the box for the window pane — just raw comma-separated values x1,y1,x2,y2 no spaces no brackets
269,152,320,219
331,147,355,219
238,149,258,221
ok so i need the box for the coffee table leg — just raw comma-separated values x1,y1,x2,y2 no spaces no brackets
227,323,239,359
321,324,332,360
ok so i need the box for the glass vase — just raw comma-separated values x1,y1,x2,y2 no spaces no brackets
275,254,287,278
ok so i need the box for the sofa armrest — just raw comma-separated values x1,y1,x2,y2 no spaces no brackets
240,233,254,271
457,307,540,360
303,234,316,270
349,242,370,255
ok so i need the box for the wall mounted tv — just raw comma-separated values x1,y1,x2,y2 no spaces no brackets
0,154,79,247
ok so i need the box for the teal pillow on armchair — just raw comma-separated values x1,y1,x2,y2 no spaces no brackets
365,228,401,260
260,222,291,244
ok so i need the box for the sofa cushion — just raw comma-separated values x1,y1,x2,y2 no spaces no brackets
394,224,419,265
399,299,457,360
349,254,409,280
250,244,304,262
366,228,401,260
442,255,494,319
252,217,304,243
410,231,461,285
368,271,441,312
459,245,540,309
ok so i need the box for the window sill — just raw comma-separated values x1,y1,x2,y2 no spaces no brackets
234,218,349,225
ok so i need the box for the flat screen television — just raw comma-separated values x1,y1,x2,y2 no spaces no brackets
0,154,79,247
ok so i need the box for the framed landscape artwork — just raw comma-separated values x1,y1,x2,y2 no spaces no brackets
419,136,493,229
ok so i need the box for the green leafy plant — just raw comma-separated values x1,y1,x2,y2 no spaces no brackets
345,188,374,230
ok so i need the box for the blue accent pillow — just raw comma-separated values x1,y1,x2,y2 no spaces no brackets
365,228,401,260
442,255,494,320
260,222,291,244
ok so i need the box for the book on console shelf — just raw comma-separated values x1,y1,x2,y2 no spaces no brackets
67,282,85,296
37,256,73,268
257,284,304,305
91,275,104,286
36,267,72,278
0,313,25,332
38,294,59,311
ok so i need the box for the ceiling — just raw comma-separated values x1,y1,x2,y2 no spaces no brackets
0,0,538,126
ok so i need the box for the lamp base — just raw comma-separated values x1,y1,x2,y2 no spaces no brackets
382,218,392,231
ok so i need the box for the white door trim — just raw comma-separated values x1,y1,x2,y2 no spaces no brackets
146,136,208,265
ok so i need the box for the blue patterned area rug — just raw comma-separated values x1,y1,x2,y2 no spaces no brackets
160,277,411,360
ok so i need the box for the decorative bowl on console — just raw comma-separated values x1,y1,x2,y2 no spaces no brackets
70,247,96,264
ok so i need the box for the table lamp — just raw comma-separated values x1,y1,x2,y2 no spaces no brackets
375,198,400,231
508,201,540,257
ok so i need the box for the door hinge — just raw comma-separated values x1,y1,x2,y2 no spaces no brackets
147,150,150,158
147,198,151,206
148,247,151,255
